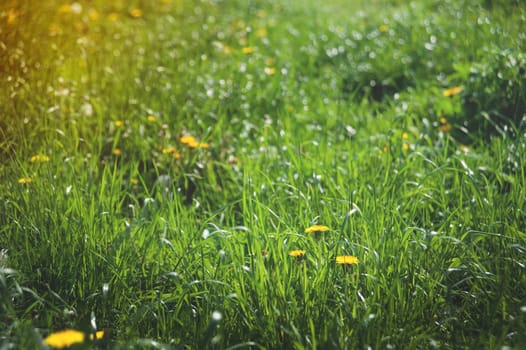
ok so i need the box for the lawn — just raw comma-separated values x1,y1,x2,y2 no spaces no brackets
1,0,525,348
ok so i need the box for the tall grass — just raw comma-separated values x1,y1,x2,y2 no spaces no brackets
1,0,525,348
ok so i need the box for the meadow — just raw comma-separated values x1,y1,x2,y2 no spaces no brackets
1,0,525,348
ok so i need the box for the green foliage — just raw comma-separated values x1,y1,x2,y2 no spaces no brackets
1,0,526,349
458,50,526,140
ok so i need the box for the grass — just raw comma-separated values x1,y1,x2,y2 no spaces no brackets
1,0,526,348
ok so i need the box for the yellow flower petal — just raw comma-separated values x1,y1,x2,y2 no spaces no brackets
44,329,104,348
162,146,177,154
242,47,254,54
336,255,359,265
89,330,105,341
256,28,267,37
264,67,276,76
31,155,50,162
304,225,330,234
44,329,85,348
108,12,119,21
130,8,142,18
180,135,197,144
379,24,389,33
289,250,306,257
443,86,462,97
18,177,32,184
58,4,71,14
439,124,452,132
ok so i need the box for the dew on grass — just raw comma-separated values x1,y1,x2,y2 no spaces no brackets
212,311,222,322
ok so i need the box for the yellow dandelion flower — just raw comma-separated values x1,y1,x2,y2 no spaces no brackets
402,143,410,151
336,255,359,265
108,12,119,21
439,117,448,124
112,148,122,156
443,86,462,97
44,329,84,348
90,331,105,341
264,67,276,76
88,9,99,21
18,177,32,184
379,24,389,33
304,225,330,234
6,9,19,25
162,146,177,154
180,135,196,144
256,28,267,37
402,132,409,140
147,115,157,122
130,8,142,18
30,155,50,162
187,140,200,148
58,4,71,13
439,124,452,132
242,47,254,54
173,152,182,159
130,178,139,185
197,142,209,149
289,250,306,257
223,45,234,55
44,329,104,349
114,120,124,127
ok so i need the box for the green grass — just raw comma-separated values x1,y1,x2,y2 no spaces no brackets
1,0,526,348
